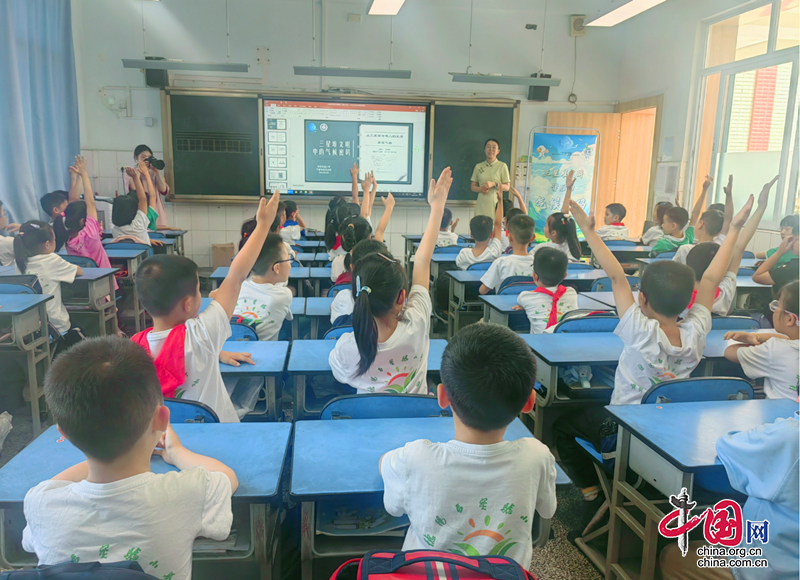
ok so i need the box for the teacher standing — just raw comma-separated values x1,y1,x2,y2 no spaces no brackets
470,139,510,218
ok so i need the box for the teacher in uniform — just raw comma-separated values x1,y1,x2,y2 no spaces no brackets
470,138,510,218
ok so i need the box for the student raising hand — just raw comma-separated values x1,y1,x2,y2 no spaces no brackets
412,167,453,290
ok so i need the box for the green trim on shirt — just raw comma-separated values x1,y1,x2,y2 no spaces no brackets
766,247,794,266
650,228,695,257
146,207,158,231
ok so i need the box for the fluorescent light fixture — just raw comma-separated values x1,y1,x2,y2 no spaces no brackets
585,0,667,27
367,0,406,16
449,73,561,86
122,59,249,73
294,66,411,79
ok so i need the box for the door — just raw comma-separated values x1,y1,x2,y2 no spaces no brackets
616,108,657,237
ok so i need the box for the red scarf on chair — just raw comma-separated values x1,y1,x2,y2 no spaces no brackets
533,285,568,328
131,326,187,397
686,288,721,310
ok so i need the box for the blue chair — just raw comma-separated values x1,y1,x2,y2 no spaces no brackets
165,398,219,423
651,251,676,260
148,232,166,240
291,245,303,254
0,275,42,294
467,262,492,271
742,251,755,259
567,262,595,270
320,393,450,420
737,267,755,276
327,283,350,297
553,316,619,333
498,276,535,295
641,377,753,405
433,245,463,254
710,316,759,330
105,241,154,258
0,561,159,579
323,325,353,340
230,322,258,341
61,254,98,268
605,240,638,247
591,276,640,292
0,283,35,295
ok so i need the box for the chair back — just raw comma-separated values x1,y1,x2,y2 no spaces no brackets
327,283,351,297
553,315,619,333
741,251,755,259
710,316,760,330
567,262,594,270
323,325,353,340
0,561,158,579
62,254,98,268
0,283,35,295
105,242,154,257
652,251,676,260
433,245,463,254
148,232,166,240
641,377,754,405
165,398,219,423
605,240,638,247
497,276,534,295
736,267,755,277
0,275,42,294
591,276,641,292
321,393,450,420
230,322,258,341
467,262,492,271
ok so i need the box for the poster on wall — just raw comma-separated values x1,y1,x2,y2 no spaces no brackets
526,133,597,238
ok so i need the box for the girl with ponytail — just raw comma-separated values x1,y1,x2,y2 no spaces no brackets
332,193,396,283
325,198,360,259
530,169,582,262
328,168,454,394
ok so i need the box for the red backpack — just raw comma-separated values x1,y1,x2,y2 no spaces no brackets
329,550,537,580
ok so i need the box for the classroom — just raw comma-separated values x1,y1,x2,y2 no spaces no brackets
0,0,798,579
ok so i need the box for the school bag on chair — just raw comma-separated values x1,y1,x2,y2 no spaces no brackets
0,560,157,579
329,550,537,580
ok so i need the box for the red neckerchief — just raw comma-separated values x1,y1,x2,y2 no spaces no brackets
335,271,352,285
533,285,568,328
131,326,187,397
332,235,342,250
686,288,721,310
611,222,625,226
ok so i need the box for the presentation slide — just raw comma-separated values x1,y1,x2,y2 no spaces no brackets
263,100,428,197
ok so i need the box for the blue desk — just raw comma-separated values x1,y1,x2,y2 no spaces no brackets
63,268,119,337
304,231,325,241
210,267,311,296
295,240,325,250
0,423,292,574
304,297,333,339
604,399,798,580
220,340,290,421
598,245,652,263
637,257,759,270
106,248,148,332
480,294,614,328
151,237,176,255
315,252,330,263
294,252,316,265
0,294,54,437
161,229,187,255
309,267,332,296
445,271,485,337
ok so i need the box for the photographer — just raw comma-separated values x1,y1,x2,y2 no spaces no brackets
122,144,175,229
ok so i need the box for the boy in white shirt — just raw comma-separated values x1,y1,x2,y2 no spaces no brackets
514,246,579,333
279,200,306,244
479,214,536,294
456,191,503,270
724,281,800,400
436,207,459,247
595,203,629,241
23,336,237,580
132,191,280,422
233,234,294,340
554,194,754,501
380,323,557,568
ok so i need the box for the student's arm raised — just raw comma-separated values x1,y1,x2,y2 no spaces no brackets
412,168,453,290
67,160,82,202
154,425,239,493
214,190,280,319
570,200,634,316
690,175,712,227
728,176,778,274
374,193,395,243
510,186,525,210
125,167,149,215
350,163,360,206
561,170,575,215
752,234,793,285
138,161,158,211
722,175,734,235
493,189,504,240
74,156,98,221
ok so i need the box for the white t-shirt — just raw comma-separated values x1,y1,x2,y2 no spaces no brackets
330,288,354,323
436,231,459,247
328,246,347,260
112,210,151,245
499,232,510,251
331,254,347,282
23,467,232,580
233,279,293,341
284,242,296,261
596,224,630,241
280,223,303,243
642,225,665,246
17,253,78,334
517,286,579,334
672,243,693,265
0,236,14,266
146,300,238,422
737,338,800,400
679,273,736,318
455,238,502,270
480,255,534,292
381,438,558,568
329,285,431,394
612,303,712,405
529,240,580,263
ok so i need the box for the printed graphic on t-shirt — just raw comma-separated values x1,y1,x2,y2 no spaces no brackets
367,354,422,393
236,297,279,329
73,544,176,580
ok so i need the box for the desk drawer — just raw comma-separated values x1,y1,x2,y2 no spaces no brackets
629,434,690,498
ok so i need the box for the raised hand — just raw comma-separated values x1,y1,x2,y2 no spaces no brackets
74,155,87,175
730,194,754,230
569,200,595,232
125,167,140,181
137,160,149,175
350,163,359,180
381,192,395,209
566,169,576,190
259,189,280,224
723,175,733,197
703,175,713,190
428,167,453,208
758,175,779,206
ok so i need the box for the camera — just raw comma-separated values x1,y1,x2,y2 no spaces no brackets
145,156,166,170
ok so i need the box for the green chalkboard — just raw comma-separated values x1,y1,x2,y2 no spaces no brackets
431,104,516,201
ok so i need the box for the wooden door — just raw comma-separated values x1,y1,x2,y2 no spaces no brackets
616,109,657,237
693,73,721,203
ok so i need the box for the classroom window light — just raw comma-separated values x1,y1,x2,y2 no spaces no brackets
585,0,668,27
367,0,406,16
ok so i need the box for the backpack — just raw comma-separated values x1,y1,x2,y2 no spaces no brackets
0,561,156,579
329,550,537,580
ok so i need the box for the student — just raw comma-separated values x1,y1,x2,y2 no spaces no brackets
280,200,306,244
479,214,536,294
755,213,799,266
232,234,293,341
672,210,723,265
111,167,153,246
331,194,394,282
724,281,799,400
330,239,389,325
706,175,734,242
380,324,557,567
22,336,236,580
554,196,753,500
752,234,799,295
325,199,360,259
642,201,673,246
132,191,280,422
456,191,503,270
64,156,118,290
660,415,798,580
0,200,18,266
649,206,693,257
514,246,579,333
40,190,69,252
437,207,459,247
532,170,582,262
328,168,453,394
14,221,83,336
595,203,629,240
135,161,161,231
500,207,524,251
241,202,296,261
358,171,378,228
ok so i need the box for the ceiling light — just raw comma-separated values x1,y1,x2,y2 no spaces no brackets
122,59,249,73
449,73,561,86
294,66,411,79
367,0,406,16
585,0,667,27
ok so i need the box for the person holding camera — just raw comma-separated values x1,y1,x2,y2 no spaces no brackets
122,144,176,230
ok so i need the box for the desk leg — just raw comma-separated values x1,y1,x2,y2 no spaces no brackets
605,426,630,580
253,502,279,580
300,502,313,580
311,319,319,340
26,349,41,438
266,377,278,422
292,317,299,340
295,375,307,420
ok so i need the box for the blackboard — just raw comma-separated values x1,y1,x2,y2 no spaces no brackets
169,94,261,197
431,104,516,201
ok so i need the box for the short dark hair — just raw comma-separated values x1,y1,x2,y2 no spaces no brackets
699,209,724,236
241,217,257,249
284,200,298,218
708,203,725,213
502,199,513,215
780,214,799,235
441,207,452,230
484,138,500,148
606,203,627,221
640,260,695,316
271,201,286,232
508,214,535,244
134,144,153,159
533,246,568,286
44,336,163,462
136,255,199,317
252,233,288,276
40,191,67,217
780,280,799,315
655,201,673,225
664,207,690,230
469,215,493,242
505,208,524,223
64,201,87,232
685,242,720,282
112,194,139,227
441,324,536,431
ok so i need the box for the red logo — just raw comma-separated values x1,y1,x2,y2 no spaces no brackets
658,487,743,556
